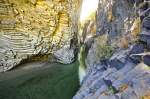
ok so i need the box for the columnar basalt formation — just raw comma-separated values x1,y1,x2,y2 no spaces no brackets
0,0,81,72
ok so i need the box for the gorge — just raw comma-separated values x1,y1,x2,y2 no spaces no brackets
0,0,150,99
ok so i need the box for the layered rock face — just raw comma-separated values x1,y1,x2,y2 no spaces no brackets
74,0,150,99
0,0,81,72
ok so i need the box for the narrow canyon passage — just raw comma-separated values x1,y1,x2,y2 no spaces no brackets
0,0,150,99
0,0,95,98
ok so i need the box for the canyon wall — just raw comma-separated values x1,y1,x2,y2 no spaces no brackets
0,0,81,72
74,0,150,99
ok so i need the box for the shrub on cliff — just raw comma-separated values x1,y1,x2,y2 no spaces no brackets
95,34,114,60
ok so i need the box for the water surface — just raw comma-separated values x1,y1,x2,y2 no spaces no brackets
0,61,79,99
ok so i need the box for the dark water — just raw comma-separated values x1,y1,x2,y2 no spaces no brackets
0,61,79,99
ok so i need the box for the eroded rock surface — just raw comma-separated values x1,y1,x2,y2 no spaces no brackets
0,0,81,72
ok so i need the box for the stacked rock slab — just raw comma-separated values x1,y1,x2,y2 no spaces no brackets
73,0,150,99
0,0,81,72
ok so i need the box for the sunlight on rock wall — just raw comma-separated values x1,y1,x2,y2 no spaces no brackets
78,0,98,44
80,0,99,23
78,0,99,84
0,0,81,72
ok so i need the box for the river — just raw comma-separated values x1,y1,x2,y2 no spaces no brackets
0,61,79,99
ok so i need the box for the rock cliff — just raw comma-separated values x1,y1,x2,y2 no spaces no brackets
0,0,81,72
74,0,150,99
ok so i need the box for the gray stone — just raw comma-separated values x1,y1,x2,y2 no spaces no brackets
121,87,138,99
129,44,144,54
129,44,144,63
113,63,149,90
54,45,75,64
97,95,117,99
139,31,150,45
132,76,150,98
109,59,126,70
143,16,150,30
93,85,108,98
107,61,135,82
143,55,150,66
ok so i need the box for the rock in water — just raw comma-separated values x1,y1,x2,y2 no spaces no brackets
54,45,75,64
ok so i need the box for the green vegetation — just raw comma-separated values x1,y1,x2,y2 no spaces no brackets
78,44,87,83
0,62,79,99
108,86,118,94
96,45,114,59
78,44,86,68
95,35,114,60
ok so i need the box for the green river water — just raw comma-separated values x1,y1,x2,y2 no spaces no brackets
0,61,79,99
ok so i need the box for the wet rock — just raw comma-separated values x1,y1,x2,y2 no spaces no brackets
143,55,150,66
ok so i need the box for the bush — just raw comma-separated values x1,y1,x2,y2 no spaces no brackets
96,45,114,60
95,34,114,60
